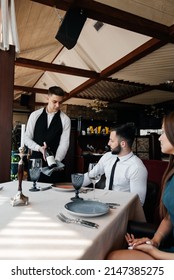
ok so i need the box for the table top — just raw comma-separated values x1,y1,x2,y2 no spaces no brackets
0,181,145,260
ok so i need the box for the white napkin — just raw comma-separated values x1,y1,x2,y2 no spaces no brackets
41,160,65,176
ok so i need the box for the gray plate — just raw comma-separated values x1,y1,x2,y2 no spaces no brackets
65,200,109,217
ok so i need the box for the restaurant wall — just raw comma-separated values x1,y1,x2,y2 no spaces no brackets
61,104,118,122
61,104,168,130
13,112,28,126
13,102,169,130
61,104,145,128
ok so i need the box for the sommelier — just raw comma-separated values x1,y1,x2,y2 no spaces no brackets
24,86,71,183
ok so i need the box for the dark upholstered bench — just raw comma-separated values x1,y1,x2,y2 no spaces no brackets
128,159,174,248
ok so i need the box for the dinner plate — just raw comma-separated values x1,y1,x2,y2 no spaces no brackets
64,200,109,217
52,183,74,192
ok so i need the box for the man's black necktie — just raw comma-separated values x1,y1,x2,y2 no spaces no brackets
109,157,120,190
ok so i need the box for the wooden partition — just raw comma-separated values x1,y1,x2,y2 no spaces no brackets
0,46,15,182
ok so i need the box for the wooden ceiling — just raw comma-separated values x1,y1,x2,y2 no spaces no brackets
14,0,174,109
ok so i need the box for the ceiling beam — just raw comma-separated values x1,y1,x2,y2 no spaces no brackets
14,37,169,102
22,1,174,105
113,86,153,102
15,57,99,78
65,38,167,100
31,0,74,10
14,85,70,101
14,85,48,94
101,38,166,78
32,0,174,42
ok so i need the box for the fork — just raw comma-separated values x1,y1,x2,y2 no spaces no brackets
57,213,99,228
80,187,94,193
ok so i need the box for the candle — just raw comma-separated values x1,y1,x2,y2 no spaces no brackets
20,124,25,148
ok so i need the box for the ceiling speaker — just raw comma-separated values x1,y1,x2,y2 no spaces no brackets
55,7,87,50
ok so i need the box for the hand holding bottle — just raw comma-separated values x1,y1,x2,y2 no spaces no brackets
39,142,57,169
38,142,47,161
44,144,57,169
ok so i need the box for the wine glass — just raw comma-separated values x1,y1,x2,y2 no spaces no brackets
88,163,101,200
29,158,42,192
71,173,84,201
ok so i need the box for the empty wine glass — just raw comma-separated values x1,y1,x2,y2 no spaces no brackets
29,158,42,192
88,163,101,200
71,173,84,201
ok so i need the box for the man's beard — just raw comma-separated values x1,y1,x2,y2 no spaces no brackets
111,143,122,155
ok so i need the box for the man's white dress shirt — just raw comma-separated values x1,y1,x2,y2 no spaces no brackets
82,151,147,205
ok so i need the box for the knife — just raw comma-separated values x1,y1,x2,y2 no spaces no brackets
105,202,120,208
37,185,52,191
79,219,99,228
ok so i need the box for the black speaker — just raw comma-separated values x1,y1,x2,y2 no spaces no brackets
55,7,87,50
20,94,30,106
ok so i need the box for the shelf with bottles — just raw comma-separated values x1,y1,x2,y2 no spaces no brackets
81,125,110,136
76,117,116,157
77,117,115,136
77,133,110,157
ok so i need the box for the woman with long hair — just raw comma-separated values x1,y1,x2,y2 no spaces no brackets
107,111,174,260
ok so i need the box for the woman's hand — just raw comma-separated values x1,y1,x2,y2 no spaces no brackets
125,233,135,247
125,233,150,248
133,242,160,260
125,233,158,249
133,242,158,252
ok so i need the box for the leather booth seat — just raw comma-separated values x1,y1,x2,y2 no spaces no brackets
127,180,159,239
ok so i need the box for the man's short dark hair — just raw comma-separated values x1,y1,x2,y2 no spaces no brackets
111,122,136,147
48,86,66,97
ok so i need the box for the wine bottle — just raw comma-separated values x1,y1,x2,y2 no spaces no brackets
45,147,57,169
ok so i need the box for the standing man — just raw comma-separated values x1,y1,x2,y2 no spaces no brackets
82,123,147,205
24,86,71,183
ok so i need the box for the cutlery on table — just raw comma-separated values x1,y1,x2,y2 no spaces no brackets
57,212,99,229
80,187,94,193
37,185,52,191
105,202,120,209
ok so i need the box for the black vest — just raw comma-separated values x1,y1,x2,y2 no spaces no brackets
31,108,63,163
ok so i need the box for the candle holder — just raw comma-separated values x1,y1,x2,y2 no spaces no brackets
10,147,29,207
